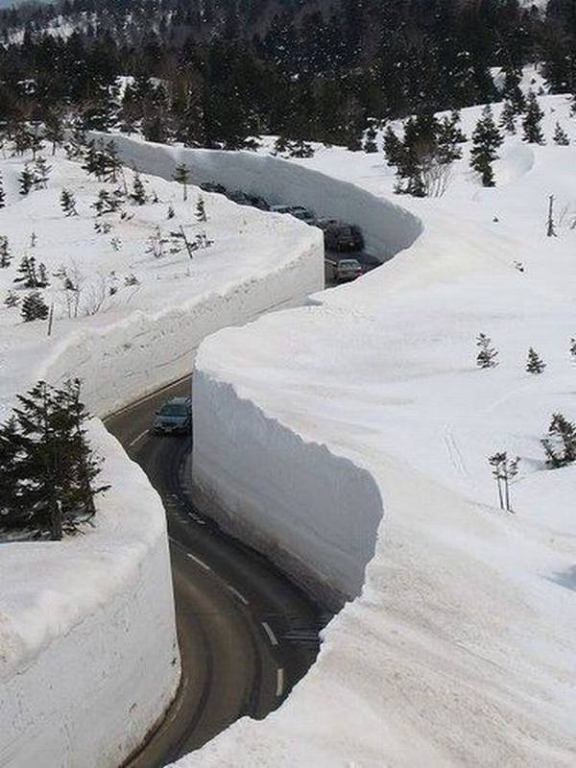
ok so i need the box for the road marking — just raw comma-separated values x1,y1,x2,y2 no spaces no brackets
128,429,149,447
226,584,249,605
186,553,212,572
261,621,279,647
276,668,285,697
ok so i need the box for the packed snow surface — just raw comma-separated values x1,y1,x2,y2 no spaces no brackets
183,94,576,766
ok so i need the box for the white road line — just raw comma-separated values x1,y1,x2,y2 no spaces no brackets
226,584,249,605
128,429,149,447
261,621,279,647
186,553,212,572
275,668,285,697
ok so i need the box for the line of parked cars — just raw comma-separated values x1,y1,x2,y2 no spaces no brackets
199,182,365,255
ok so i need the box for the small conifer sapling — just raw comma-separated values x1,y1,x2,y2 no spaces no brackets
476,333,499,368
526,347,546,374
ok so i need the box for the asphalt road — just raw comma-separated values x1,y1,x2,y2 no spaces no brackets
105,379,328,767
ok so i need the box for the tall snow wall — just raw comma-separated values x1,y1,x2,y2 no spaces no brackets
94,133,423,259
0,423,179,768
192,372,383,607
1,148,324,767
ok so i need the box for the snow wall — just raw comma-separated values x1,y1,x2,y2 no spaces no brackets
0,423,179,768
94,133,423,259
1,141,325,768
193,373,383,607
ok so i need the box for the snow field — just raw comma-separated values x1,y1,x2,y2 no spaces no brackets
0,145,323,766
182,93,576,766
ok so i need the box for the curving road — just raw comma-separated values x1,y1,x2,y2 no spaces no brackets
105,378,329,767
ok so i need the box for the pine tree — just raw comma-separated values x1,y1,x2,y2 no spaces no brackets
21,291,49,322
570,337,576,361
0,380,108,538
172,163,190,201
383,126,404,167
542,413,576,468
14,255,39,288
363,122,378,153
0,236,11,268
499,101,517,134
522,92,545,145
553,122,569,146
60,188,78,216
195,195,207,222
476,333,499,368
470,106,503,187
44,110,64,155
33,156,52,189
102,141,123,184
19,165,34,196
130,172,147,205
526,347,546,374
0,172,5,208
167,204,175,219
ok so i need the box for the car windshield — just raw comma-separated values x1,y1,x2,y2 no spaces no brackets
160,404,188,417
340,261,360,268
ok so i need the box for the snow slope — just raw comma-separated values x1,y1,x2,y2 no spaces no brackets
182,94,576,766
0,144,323,766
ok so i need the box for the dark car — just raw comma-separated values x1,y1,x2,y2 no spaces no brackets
153,397,192,435
199,182,227,195
318,220,364,252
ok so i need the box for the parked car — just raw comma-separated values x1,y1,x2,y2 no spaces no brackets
317,219,364,251
199,182,227,195
228,190,254,206
153,397,192,435
335,258,363,282
288,206,316,225
246,194,270,211
270,204,293,215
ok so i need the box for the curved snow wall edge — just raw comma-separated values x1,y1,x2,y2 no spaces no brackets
0,424,179,768
192,372,383,608
93,133,423,260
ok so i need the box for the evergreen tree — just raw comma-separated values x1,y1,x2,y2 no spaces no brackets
542,413,576,468
33,156,52,189
0,172,5,208
167,204,175,219
501,65,526,113
102,141,123,184
570,337,576,361
195,195,207,222
522,92,545,145
363,122,378,153
173,163,190,201
499,101,517,134
21,291,49,322
19,165,34,195
470,106,503,187
60,188,78,216
14,255,39,288
0,380,108,538
553,122,569,146
44,109,64,155
0,236,11,268
130,172,147,205
526,347,546,374
383,126,404,167
476,332,499,368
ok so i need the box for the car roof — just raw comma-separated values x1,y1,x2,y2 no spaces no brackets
166,396,190,405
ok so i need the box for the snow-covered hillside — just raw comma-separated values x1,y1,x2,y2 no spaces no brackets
184,94,576,766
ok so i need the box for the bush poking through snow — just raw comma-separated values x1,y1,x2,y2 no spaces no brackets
476,333,499,368
570,338,576,362
0,379,108,540
526,347,546,374
488,451,520,512
542,414,576,469
553,122,570,146
4,290,19,308
195,195,207,222
0,172,5,208
20,291,49,322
